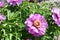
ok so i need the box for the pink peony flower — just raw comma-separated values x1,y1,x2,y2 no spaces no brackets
52,7,60,26
25,14,48,37
0,14,6,23
7,0,22,6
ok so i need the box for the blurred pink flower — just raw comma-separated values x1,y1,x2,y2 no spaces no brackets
0,0,4,7
0,14,6,23
52,7,60,26
7,0,22,6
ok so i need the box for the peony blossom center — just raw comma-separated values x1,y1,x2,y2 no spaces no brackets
33,20,42,28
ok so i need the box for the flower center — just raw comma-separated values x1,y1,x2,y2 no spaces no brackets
33,20,42,28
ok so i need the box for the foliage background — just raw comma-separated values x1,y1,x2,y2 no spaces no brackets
0,0,60,40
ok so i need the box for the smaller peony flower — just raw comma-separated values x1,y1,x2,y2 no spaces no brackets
7,0,22,6
0,1,4,7
52,7,60,26
0,14,6,23
25,14,48,37
28,0,34,2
